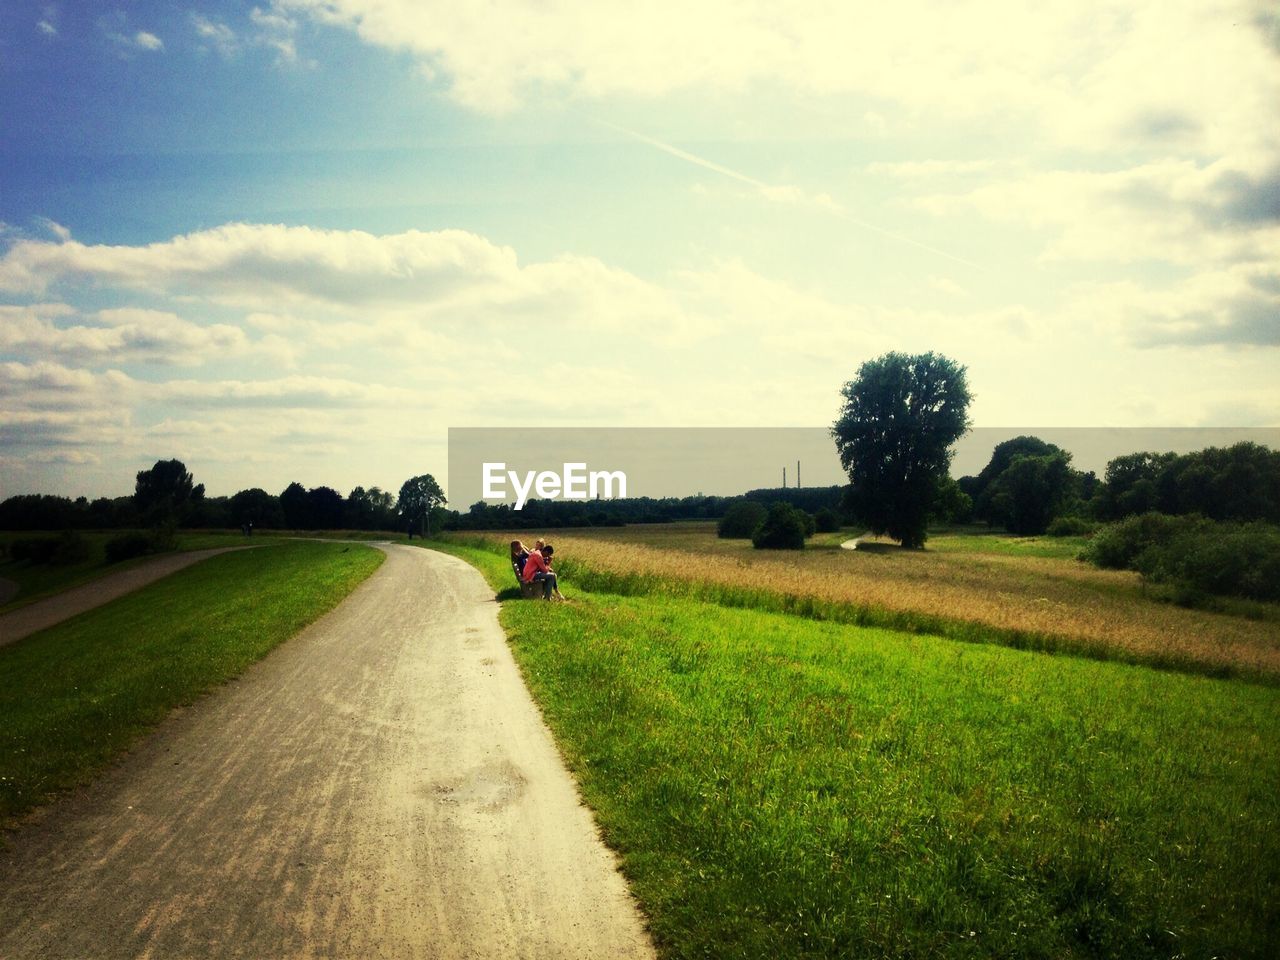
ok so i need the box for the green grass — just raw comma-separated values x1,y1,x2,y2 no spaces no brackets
429,538,1280,959
926,532,1092,560
0,541,383,827
0,530,277,613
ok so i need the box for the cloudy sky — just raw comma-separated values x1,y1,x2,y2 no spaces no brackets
2,1,1278,501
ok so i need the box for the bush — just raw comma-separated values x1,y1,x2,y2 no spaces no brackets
9,530,92,566
814,508,841,533
1046,516,1098,537
104,527,178,565
752,502,810,550
718,500,768,539
10,537,59,565
52,530,91,564
1082,513,1280,603
105,533,153,564
1080,513,1202,570
1141,523,1280,603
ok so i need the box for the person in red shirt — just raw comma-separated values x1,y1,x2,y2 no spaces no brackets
521,540,564,600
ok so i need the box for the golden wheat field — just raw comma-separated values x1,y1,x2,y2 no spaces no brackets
479,523,1280,679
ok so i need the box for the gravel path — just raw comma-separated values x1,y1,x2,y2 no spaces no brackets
0,548,253,647
0,543,654,959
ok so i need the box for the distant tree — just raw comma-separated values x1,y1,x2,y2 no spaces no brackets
1094,451,1178,520
813,508,842,533
831,352,972,549
1157,442,1280,522
752,502,810,550
718,500,767,539
931,476,973,525
1094,443,1280,523
304,486,345,530
0,494,79,531
346,486,397,531
982,451,1076,535
398,474,447,536
230,488,284,529
280,482,310,529
134,459,203,516
970,436,1065,521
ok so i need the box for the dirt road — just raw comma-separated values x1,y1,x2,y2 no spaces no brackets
0,544,654,959
0,547,253,647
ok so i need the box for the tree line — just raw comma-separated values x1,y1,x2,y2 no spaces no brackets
0,460,446,536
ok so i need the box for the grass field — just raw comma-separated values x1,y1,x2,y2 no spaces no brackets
463,524,1280,682
0,540,383,828
0,529,401,614
431,535,1280,959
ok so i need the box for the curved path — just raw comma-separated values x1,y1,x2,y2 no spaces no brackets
0,544,654,959
0,547,253,647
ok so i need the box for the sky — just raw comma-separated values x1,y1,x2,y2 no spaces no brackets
1,1,1278,502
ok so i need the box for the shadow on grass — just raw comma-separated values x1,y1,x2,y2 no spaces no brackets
847,541,910,555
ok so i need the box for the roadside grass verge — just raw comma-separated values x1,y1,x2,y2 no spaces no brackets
444,530,1280,684
0,530,278,614
0,541,383,828
427,537,1280,957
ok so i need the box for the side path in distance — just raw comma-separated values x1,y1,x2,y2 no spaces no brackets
0,544,654,959
0,547,253,646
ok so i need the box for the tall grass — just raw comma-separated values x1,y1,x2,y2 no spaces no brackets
446,528,1280,682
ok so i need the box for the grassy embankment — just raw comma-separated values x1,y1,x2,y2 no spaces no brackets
430,535,1280,959
0,541,383,828
0,529,399,614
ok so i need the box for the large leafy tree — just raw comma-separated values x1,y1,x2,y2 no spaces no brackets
279,482,310,529
831,352,972,548
134,459,204,515
982,451,1076,535
397,474,447,535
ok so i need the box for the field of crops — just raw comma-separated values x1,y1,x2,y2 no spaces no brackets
478,524,1280,681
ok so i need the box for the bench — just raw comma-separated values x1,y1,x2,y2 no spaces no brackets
513,561,548,599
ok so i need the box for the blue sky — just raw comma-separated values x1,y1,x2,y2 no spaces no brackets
2,1,1278,499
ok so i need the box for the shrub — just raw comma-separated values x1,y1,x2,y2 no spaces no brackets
1082,513,1280,603
752,502,809,550
1046,516,1098,537
814,508,841,533
105,533,154,564
51,530,91,565
104,527,178,565
1080,513,1203,570
718,500,768,539
10,537,59,565
1140,522,1280,603
9,530,92,566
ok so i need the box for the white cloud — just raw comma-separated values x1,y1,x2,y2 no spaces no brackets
192,14,239,57
1069,264,1280,348
0,305,271,367
915,159,1280,267
103,19,165,54
275,0,1280,168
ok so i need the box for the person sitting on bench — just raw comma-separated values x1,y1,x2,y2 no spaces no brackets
521,540,564,601
510,540,530,583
